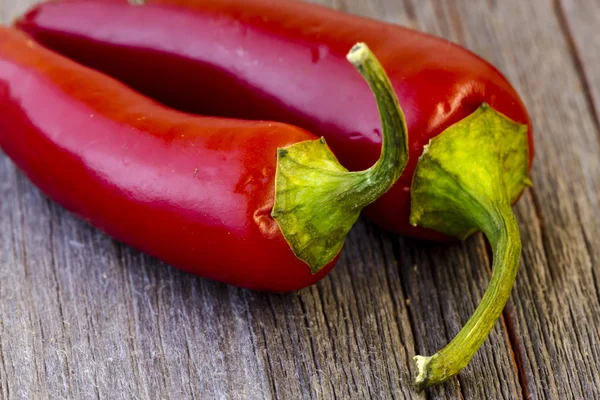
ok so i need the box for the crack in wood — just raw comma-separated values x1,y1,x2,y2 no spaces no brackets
554,0,600,138
0,317,10,400
259,322,280,400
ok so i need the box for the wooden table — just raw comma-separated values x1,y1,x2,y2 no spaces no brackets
1,0,599,398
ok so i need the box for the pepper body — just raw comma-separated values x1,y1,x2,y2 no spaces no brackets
17,0,534,238
0,28,336,291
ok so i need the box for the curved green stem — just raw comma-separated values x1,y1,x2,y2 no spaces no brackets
272,43,408,272
410,104,530,389
414,204,521,388
347,44,410,203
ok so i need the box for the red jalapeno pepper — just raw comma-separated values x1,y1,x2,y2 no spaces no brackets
0,28,408,292
15,0,535,388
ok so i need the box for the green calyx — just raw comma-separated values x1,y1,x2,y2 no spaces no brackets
272,43,409,273
410,104,530,389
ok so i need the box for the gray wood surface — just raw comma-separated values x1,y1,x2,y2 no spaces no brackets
0,0,598,398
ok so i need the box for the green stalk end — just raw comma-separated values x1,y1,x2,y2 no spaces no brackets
272,43,409,273
410,104,530,389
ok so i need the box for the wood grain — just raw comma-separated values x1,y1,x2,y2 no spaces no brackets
0,0,598,399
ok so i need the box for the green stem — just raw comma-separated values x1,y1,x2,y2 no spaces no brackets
410,104,530,389
347,44,410,204
272,43,408,273
414,203,521,388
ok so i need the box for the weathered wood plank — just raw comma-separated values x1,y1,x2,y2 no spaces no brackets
559,0,600,299
559,0,600,136
0,0,598,399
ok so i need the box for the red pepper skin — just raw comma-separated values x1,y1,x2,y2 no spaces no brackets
17,0,534,239
0,28,336,292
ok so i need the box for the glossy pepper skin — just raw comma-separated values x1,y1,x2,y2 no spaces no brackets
17,0,534,238
0,27,337,292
